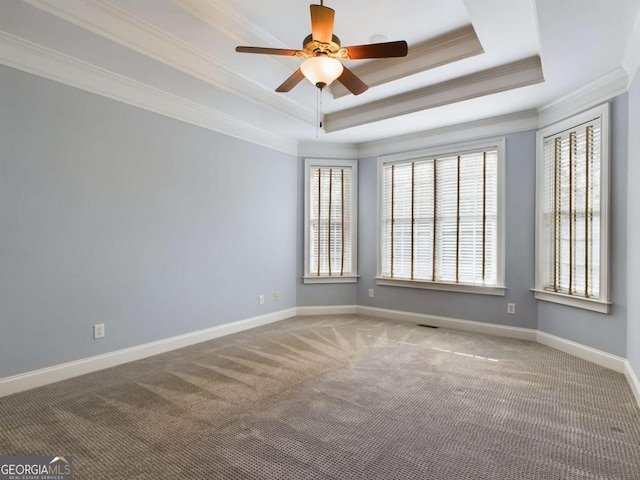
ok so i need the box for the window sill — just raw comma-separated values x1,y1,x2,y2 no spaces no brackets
303,275,359,284
375,277,506,296
532,289,610,313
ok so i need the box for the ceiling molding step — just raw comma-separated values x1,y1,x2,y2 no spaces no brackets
324,56,544,133
19,0,315,125
297,141,359,160
0,31,298,156
329,25,484,99
173,0,299,72
622,8,640,89
357,110,539,159
538,68,628,128
526,0,543,56
174,0,288,48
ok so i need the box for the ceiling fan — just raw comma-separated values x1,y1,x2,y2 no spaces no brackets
235,1,408,95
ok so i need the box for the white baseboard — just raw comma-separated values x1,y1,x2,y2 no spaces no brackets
0,307,297,398
625,360,640,408
357,306,632,378
356,306,537,341
2,305,636,408
536,331,626,373
296,305,358,316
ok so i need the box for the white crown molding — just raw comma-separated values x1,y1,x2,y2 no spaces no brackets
537,68,628,127
19,0,315,125
623,8,640,89
357,110,539,158
297,141,359,159
329,25,484,99
325,56,544,133
0,307,297,397
625,360,640,409
0,32,299,155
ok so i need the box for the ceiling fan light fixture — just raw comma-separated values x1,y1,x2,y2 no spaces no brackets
235,2,407,95
300,56,343,89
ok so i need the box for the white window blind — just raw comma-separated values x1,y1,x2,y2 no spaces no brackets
535,104,609,313
542,120,601,298
381,148,499,286
305,159,357,283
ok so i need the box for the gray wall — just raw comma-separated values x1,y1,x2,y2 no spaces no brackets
301,97,630,358
537,94,628,357
356,131,538,330
0,65,298,378
628,75,640,372
1,61,634,380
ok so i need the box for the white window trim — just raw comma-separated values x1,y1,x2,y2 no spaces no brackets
534,103,610,313
531,289,610,314
376,277,506,295
376,138,506,295
304,158,358,284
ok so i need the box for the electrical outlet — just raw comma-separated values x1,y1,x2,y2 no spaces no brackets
93,323,105,339
274,291,280,302
507,303,516,315
259,295,264,305
369,289,374,298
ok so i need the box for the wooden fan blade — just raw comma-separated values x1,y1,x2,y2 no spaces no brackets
236,46,300,56
337,66,368,95
310,4,335,44
343,40,408,59
276,68,306,92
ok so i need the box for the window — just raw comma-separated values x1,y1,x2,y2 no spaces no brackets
535,104,610,313
377,140,505,295
304,159,357,283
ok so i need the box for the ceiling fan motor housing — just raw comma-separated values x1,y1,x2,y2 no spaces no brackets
302,34,343,58
235,3,407,95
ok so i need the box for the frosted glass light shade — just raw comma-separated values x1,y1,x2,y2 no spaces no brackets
300,57,344,89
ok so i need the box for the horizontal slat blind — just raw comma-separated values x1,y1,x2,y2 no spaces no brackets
542,119,600,298
382,148,498,285
310,167,353,276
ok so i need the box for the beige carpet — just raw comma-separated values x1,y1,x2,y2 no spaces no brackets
1,314,639,479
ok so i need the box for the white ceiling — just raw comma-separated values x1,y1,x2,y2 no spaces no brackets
1,0,639,152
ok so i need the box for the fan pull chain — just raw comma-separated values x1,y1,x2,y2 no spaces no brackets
316,87,323,138
320,87,323,129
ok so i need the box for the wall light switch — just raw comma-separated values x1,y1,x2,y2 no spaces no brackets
94,323,105,339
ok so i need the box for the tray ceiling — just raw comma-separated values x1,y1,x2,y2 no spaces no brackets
1,0,639,152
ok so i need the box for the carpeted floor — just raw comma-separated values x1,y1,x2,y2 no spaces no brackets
1,314,639,479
